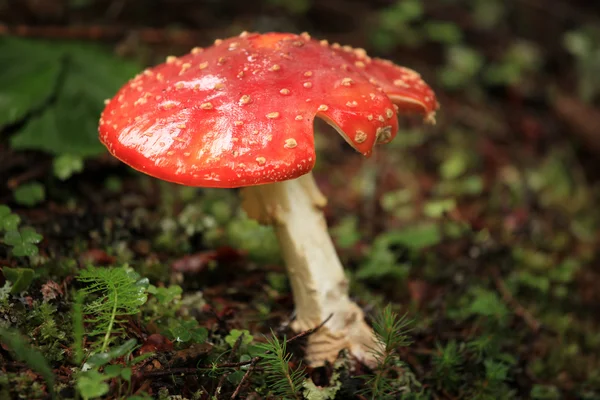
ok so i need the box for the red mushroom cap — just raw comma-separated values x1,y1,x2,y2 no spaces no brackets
99,32,438,188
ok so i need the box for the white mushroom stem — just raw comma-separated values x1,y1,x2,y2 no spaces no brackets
241,172,379,366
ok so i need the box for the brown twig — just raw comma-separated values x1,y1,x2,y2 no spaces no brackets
213,332,245,399
142,314,333,382
230,356,261,400
492,268,541,332
230,313,333,399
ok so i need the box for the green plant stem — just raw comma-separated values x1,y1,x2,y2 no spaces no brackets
101,289,118,352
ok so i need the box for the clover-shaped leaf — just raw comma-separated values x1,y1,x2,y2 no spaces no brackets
53,154,84,180
166,319,208,343
76,370,110,399
13,182,46,207
225,329,253,348
4,227,43,257
0,205,20,231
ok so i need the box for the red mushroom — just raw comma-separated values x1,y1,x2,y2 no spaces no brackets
99,32,438,366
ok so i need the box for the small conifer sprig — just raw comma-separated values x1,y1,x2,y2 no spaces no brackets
256,331,304,400
363,304,413,399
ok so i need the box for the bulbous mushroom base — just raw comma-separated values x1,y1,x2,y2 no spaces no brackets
241,172,381,367
291,301,379,367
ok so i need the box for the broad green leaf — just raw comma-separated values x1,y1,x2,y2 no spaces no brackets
0,37,62,127
11,88,105,156
10,40,140,157
3,267,35,293
0,328,56,398
13,182,46,207
53,154,84,180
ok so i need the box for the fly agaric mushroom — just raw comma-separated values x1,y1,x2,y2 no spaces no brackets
99,32,438,366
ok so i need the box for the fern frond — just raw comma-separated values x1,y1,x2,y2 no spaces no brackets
256,331,304,400
78,266,149,352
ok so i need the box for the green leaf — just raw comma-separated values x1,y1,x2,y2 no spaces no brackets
563,31,593,57
383,223,442,250
357,238,410,281
10,40,140,157
0,205,21,231
77,370,110,399
86,339,137,367
0,328,56,398
53,154,84,180
13,182,46,207
3,267,35,293
225,329,254,348
423,199,456,218
440,151,468,179
148,284,182,305
169,322,192,342
103,364,122,378
109,339,138,358
330,216,361,249
424,21,463,44
439,45,485,89
4,227,43,257
0,37,62,127
165,319,208,343
247,344,265,358
121,367,132,382
530,384,561,400
87,352,112,367
226,370,246,385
